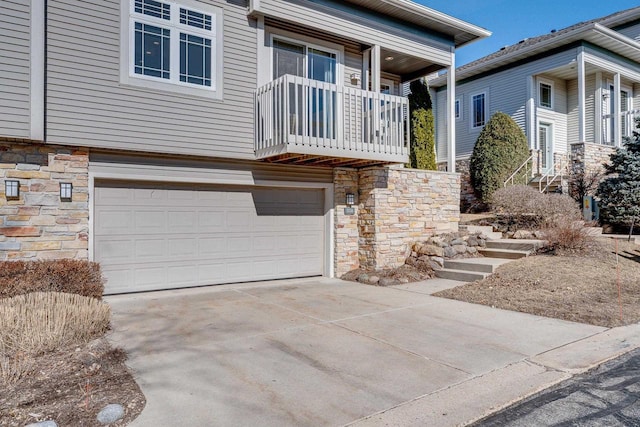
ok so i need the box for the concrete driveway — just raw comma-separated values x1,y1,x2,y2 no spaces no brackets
107,278,607,426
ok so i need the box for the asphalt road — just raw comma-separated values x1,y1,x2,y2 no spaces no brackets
476,348,640,426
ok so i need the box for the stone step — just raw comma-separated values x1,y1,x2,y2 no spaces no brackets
443,258,512,274
477,248,530,259
463,225,503,240
485,239,546,252
584,227,603,236
434,268,488,282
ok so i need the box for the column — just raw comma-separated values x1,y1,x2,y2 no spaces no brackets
447,51,456,173
614,72,622,147
577,49,586,143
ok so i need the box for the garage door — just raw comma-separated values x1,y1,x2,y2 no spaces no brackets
94,181,325,294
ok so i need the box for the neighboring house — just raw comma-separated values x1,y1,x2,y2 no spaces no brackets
0,0,488,293
430,7,640,206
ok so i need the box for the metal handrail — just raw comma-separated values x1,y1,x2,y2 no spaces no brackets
503,155,533,187
539,158,567,193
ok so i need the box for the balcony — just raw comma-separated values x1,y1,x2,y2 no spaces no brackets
601,109,640,146
255,75,410,167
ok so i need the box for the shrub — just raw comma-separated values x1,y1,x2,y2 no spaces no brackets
596,119,640,228
470,112,530,202
0,292,111,357
0,260,105,300
491,185,582,229
541,216,595,253
407,79,436,170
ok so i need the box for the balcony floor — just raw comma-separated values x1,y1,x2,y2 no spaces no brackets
259,152,403,168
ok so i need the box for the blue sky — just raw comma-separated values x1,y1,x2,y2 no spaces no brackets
416,1,640,66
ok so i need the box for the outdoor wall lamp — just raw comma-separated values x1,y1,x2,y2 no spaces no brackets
60,182,73,202
346,192,355,206
5,180,19,200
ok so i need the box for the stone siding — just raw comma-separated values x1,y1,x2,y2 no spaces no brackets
0,142,89,260
333,168,360,277
571,143,616,174
356,167,460,270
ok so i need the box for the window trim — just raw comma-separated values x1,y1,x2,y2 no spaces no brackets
455,96,462,121
470,90,488,130
538,78,554,109
119,0,224,99
267,28,344,86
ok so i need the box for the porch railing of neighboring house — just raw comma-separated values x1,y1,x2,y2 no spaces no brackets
601,109,640,146
503,155,533,187
255,74,410,160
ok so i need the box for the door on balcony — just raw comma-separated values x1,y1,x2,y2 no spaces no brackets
539,123,553,175
603,84,632,145
272,38,338,141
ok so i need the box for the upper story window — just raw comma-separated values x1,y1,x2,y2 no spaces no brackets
121,0,223,99
538,79,553,109
455,97,462,120
471,91,487,129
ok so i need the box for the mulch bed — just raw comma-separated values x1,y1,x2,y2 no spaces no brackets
0,338,145,427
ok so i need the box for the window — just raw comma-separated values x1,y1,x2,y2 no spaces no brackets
121,0,222,98
455,97,462,120
538,80,553,109
471,92,486,129
272,36,338,84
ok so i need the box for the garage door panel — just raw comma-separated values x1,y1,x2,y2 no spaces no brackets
95,182,325,294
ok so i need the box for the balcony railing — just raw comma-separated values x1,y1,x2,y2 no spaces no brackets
601,109,640,145
255,74,410,164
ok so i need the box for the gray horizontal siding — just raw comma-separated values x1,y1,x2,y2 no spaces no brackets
0,0,31,139
437,48,579,160
46,0,258,160
616,23,640,42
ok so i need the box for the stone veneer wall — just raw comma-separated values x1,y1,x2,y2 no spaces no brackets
356,167,460,270
0,142,89,260
333,168,360,277
571,143,616,174
438,159,477,212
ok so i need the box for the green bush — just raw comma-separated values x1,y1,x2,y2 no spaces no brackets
407,79,436,170
596,119,640,228
470,112,530,202
0,260,105,300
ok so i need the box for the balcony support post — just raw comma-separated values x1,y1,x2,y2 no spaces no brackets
614,72,622,147
447,51,456,173
577,48,586,143
595,71,602,145
371,45,381,93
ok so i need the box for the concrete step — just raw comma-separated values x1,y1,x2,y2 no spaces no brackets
443,258,512,274
485,239,546,252
584,227,603,236
463,225,503,240
434,268,488,282
478,248,530,260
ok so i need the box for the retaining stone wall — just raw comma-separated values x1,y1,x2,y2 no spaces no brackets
571,143,616,174
0,142,89,260
333,168,360,277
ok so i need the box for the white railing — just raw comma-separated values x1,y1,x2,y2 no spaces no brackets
601,109,640,146
255,74,410,161
503,155,533,187
539,157,567,193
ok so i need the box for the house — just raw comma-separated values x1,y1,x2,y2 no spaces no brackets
0,0,488,293
430,7,640,207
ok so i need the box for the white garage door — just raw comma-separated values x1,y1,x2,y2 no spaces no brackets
94,181,325,294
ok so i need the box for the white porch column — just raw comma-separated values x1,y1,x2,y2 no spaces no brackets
577,49,586,143
526,75,536,150
614,72,622,147
595,71,602,145
362,48,371,91
371,45,381,93
447,51,456,173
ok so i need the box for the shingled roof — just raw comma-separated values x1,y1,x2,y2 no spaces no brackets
431,6,640,86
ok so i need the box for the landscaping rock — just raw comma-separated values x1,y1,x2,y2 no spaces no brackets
417,244,443,257
467,236,479,246
534,230,546,239
453,244,467,254
398,277,410,284
368,275,380,285
444,246,458,258
379,277,396,286
26,422,57,427
451,238,466,246
430,256,444,268
97,404,125,425
467,247,478,255
357,273,369,283
514,230,534,239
